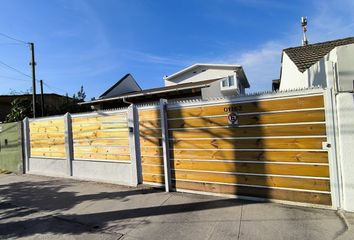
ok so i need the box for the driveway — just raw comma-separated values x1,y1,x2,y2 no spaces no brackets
0,174,353,240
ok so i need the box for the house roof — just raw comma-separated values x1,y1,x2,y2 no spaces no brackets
283,36,354,73
99,73,142,98
164,63,240,79
80,78,221,105
0,93,71,99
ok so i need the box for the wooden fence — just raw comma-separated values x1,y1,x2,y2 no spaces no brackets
71,112,130,161
166,94,330,205
23,88,336,207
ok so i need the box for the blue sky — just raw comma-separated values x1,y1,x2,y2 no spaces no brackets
0,0,354,99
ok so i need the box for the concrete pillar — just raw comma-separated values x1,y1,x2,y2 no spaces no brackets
22,117,31,173
128,105,141,186
160,99,172,192
64,113,73,176
336,92,354,212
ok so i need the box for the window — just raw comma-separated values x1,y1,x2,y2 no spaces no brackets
221,76,235,88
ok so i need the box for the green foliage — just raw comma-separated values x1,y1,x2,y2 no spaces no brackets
5,86,90,122
5,98,33,122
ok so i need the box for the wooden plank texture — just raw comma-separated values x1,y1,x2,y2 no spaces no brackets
170,138,326,150
143,174,164,183
169,124,326,139
142,165,164,175
173,181,331,205
72,115,127,124
138,109,160,120
74,152,130,161
171,150,328,163
141,156,164,165
171,160,329,177
172,171,330,191
167,95,324,118
168,110,325,128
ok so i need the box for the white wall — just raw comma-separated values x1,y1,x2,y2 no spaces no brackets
336,93,354,212
279,53,307,90
165,66,237,86
336,44,354,91
280,51,338,91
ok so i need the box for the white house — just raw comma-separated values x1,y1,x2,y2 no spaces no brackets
280,37,354,91
164,63,250,97
280,36,354,212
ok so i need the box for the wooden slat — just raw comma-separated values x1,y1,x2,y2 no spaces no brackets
167,95,324,118
73,130,128,139
139,137,161,147
72,123,128,132
171,160,329,177
30,126,65,133
30,146,65,153
169,124,326,139
143,174,164,183
140,129,162,138
30,133,65,140
31,151,66,158
170,138,326,150
172,171,330,191
142,165,164,174
30,139,65,148
138,109,160,120
141,156,164,165
139,120,161,129
168,110,325,128
72,115,127,123
171,149,328,163
74,146,130,155
73,138,129,146
140,147,163,156
173,181,331,205
74,153,130,161
30,119,64,128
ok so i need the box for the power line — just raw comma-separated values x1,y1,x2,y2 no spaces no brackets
0,32,28,44
0,75,29,82
0,59,32,78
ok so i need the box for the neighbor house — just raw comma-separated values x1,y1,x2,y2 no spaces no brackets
279,36,354,92
82,64,250,110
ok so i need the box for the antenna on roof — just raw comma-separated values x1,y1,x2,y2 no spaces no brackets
301,16,309,46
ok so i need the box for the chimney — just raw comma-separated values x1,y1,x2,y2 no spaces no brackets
301,16,309,46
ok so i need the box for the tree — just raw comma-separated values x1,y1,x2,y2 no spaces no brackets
76,85,86,101
5,86,90,122
6,98,32,122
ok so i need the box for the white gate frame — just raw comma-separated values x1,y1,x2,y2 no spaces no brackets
324,88,343,210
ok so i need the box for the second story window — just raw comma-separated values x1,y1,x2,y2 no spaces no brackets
221,76,235,88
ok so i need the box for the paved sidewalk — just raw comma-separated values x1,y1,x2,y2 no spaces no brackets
0,174,353,240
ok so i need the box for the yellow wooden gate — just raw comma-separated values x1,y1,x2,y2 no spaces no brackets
166,93,331,206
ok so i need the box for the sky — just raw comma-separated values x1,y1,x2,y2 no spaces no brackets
0,0,354,100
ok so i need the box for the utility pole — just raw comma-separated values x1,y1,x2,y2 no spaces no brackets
29,42,36,118
40,80,44,117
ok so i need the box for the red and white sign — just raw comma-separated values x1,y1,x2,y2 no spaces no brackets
227,112,239,126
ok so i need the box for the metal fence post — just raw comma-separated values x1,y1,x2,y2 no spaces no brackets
128,105,141,186
160,99,172,192
22,117,31,173
64,113,73,176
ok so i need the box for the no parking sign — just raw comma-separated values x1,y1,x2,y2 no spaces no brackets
227,112,239,126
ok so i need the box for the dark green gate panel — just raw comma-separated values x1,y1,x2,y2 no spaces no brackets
0,122,23,173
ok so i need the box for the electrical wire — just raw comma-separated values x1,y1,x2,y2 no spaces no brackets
0,32,28,45
0,59,32,78
0,75,29,82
